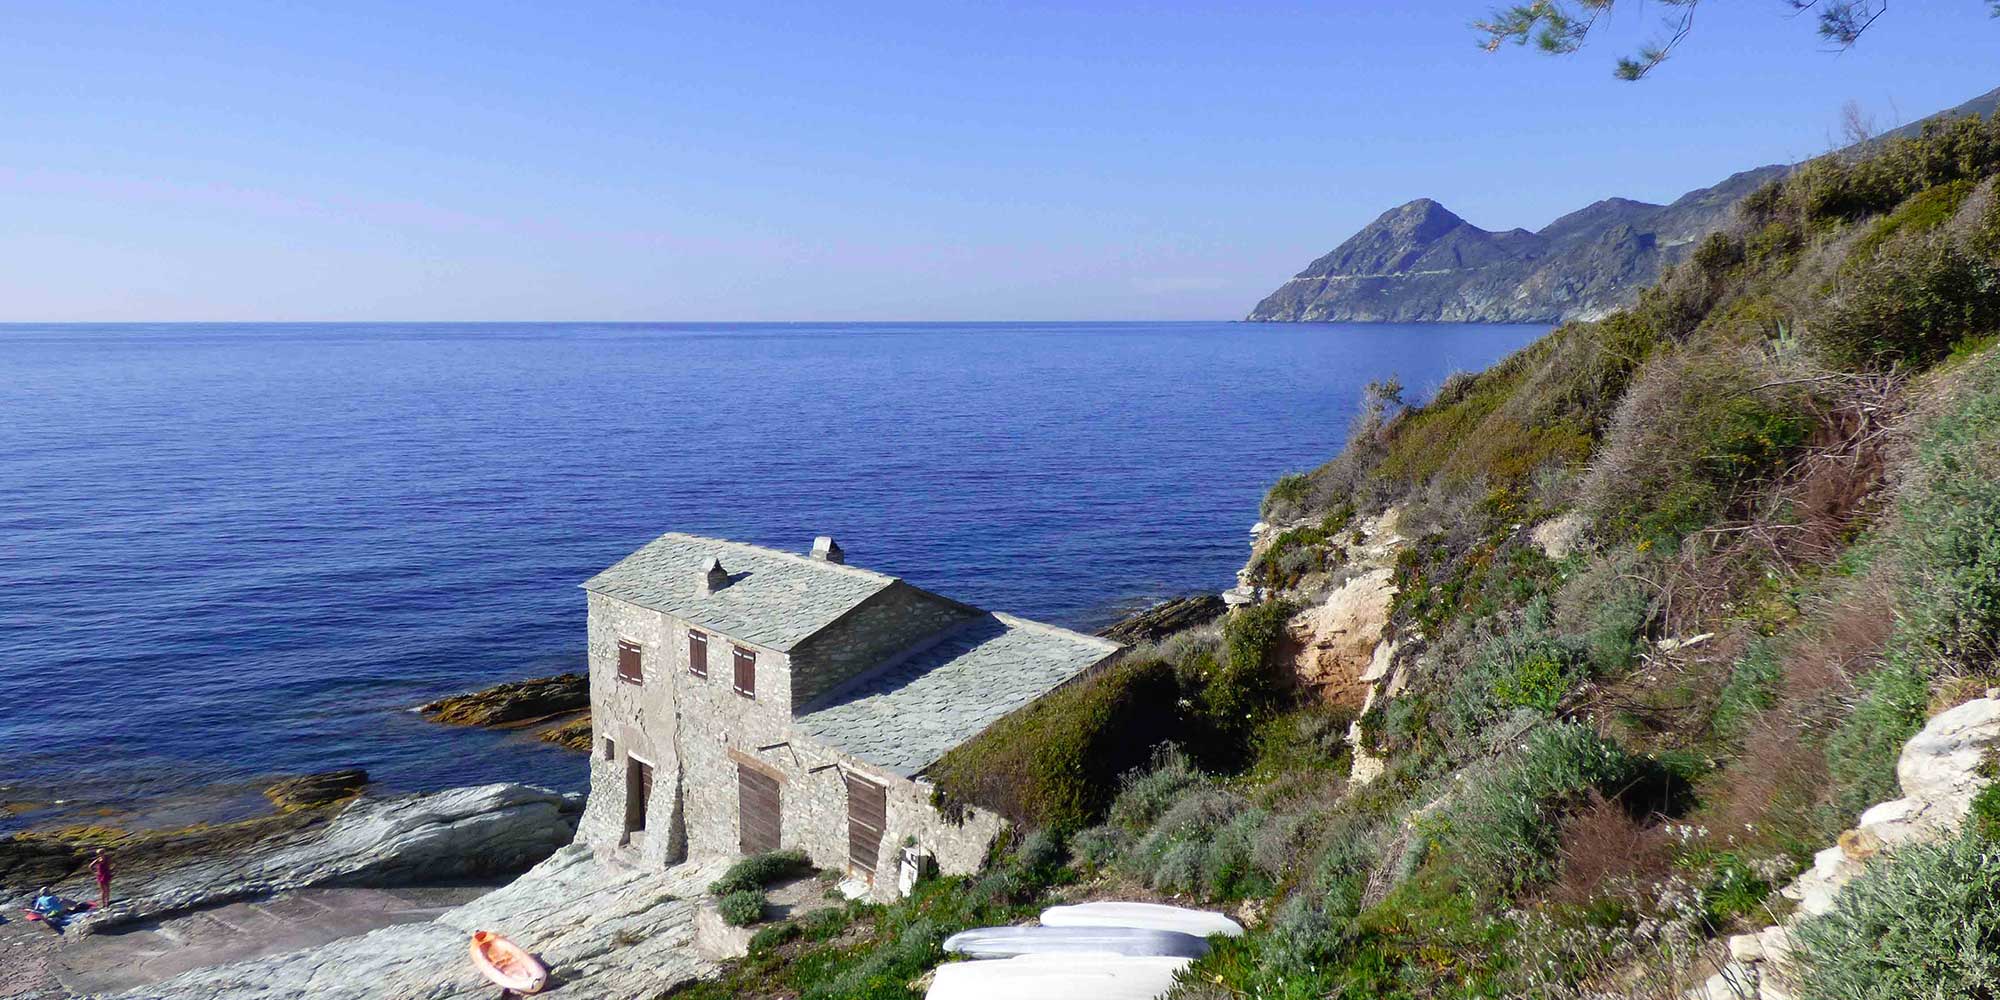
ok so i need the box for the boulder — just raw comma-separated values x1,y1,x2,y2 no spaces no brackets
1529,513,1584,560
418,673,588,727
263,769,369,813
1896,696,2000,823
1097,594,1225,646
538,713,594,751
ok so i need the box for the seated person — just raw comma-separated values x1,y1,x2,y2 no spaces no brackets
31,889,67,918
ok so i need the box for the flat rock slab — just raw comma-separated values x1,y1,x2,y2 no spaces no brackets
72,783,579,938
55,884,494,996
111,846,727,999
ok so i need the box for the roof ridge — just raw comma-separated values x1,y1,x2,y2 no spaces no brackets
655,531,900,585
989,610,1125,652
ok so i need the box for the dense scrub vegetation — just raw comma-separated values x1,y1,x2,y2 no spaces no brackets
695,113,2000,999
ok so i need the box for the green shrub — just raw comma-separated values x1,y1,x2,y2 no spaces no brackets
1263,472,1312,519
1585,347,1813,543
1971,780,2000,843
1711,639,1782,741
718,889,768,927
1248,504,1356,590
1824,658,1929,819
1186,600,1299,766
927,656,1185,832
1105,744,1205,831
1891,351,2000,671
1493,649,1574,713
1067,824,1127,872
1817,224,2000,367
709,848,812,895
748,919,801,952
1434,723,1641,894
1847,179,1975,261
1691,230,1744,277
1792,832,2000,1000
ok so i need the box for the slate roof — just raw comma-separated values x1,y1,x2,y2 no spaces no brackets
581,533,899,651
796,613,1123,777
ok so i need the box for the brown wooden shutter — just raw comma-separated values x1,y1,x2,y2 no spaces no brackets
844,774,887,875
688,630,708,678
737,764,781,854
616,640,643,684
732,646,756,698
603,737,616,761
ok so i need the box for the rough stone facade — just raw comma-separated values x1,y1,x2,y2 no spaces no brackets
578,533,1111,900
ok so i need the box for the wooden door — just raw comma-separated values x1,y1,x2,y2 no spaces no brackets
845,774,887,876
737,764,781,854
626,759,653,833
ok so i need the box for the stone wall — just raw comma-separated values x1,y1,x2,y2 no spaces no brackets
787,583,975,709
583,593,1005,899
580,592,688,867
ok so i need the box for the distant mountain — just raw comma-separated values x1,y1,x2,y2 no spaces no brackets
1247,84,2000,325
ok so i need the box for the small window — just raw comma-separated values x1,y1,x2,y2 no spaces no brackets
603,737,617,761
688,630,708,678
616,640,644,684
732,645,756,698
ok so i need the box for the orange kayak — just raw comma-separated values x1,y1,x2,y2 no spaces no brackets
469,930,549,994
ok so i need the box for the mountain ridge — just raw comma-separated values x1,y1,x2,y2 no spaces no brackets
1247,84,2000,324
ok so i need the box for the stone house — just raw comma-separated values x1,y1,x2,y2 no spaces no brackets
575,532,1122,899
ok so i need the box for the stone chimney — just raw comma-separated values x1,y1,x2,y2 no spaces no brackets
699,555,729,595
810,536,844,564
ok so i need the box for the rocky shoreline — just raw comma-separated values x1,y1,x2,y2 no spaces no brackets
0,775,579,999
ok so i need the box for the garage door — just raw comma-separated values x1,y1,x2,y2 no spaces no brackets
737,764,781,855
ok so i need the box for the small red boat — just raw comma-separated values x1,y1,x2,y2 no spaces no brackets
469,929,549,994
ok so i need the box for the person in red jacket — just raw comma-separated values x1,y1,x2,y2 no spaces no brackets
90,849,112,909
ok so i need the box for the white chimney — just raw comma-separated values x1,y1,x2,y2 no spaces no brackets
699,555,729,595
810,536,844,564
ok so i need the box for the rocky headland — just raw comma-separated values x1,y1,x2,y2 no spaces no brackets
1246,84,2000,324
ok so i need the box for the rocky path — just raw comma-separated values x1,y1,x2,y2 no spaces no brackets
116,846,727,999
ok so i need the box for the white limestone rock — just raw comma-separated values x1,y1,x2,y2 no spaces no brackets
112,846,727,1000
73,784,579,938
1897,696,2000,824
1529,513,1583,560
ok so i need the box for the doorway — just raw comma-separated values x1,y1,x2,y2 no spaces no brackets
844,773,886,877
625,757,654,842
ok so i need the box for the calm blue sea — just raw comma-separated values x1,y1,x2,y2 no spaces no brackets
0,322,1543,831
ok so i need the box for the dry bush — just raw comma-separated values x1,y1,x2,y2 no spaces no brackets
1550,792,1673,907
1779,575,1896,703
1699,707,1830,845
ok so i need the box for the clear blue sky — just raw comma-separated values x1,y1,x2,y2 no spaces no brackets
2,1,1994,321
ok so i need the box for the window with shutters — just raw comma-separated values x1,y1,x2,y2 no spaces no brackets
732,646,756,698
616,640,643,684
688,630,708,678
